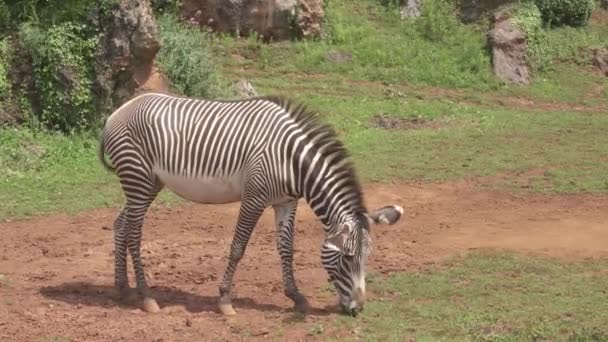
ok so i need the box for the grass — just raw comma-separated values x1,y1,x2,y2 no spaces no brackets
1,91,606,220
219,0,497,90
0,129,181,220
335,251,608,341
1,72,607,219
0,1,606,221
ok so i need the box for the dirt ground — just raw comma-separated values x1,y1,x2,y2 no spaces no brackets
1,181,607,342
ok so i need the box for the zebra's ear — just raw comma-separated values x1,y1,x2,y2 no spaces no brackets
367,205,404,226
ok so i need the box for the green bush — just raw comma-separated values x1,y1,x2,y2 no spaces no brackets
535,0,595,27
513,1,543,37
156,14,227,99
416,0,463,43
513,1,605,71
19,21,98,132
0,39,11,100
0,1,10,32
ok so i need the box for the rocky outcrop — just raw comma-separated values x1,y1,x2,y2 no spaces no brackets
460,0,516,23
488,11,530,85
233,79,258,98
400,0,421,19
591,48,608,77
180,0,324,41
94,0,162,107
296,0,324,38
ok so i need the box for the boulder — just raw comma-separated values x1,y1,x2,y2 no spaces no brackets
233,79,258,98
487,11,530,85
591,48,608,77
180,0,324,41
94,0,162,107
400,0,422,19
326,50,352,64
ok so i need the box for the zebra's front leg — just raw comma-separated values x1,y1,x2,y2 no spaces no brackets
218,197,266,316
273,200,310,313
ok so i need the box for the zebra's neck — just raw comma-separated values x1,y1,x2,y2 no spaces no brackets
294,137,366,231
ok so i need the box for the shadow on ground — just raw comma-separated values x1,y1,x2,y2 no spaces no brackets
39,282,334,317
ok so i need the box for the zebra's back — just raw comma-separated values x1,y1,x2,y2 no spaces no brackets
103,92,296,204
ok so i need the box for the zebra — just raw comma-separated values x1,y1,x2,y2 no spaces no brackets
98,92,404,317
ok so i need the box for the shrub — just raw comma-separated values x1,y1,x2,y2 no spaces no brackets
416,0,463,43
0,39,11,100
19,21,98,132
513,1,543,37
156,14,227,99
514,1,605,71
0,1,10,32
535,0,595,27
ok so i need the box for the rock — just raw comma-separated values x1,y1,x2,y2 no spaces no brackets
0,104,22,126
591,48,608,77
400,0,421,19
296,0,325,39
487,11,530,85
233,79,258,98
460,0,516,23
179,0,324,41
94,0,162,108
602,0,608,10
326,50,352,64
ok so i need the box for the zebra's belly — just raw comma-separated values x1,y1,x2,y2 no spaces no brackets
154,168,243,204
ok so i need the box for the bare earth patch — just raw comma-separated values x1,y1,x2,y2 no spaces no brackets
0,182,607,341
368,113,447,130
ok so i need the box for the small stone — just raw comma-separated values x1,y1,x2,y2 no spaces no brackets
185,318,192,327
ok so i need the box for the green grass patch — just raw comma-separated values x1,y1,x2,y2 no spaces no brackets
0,128,181,220
156,13,230,99
240,74,608,192
219,0,496,90
1,89,606,220
219,0,606,103
337,251,608,341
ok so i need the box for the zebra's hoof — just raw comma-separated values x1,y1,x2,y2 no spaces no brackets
143,297,161,313
219,303,237,316
294,298,310,314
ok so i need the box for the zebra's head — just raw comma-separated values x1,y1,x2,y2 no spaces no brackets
321,204,404,316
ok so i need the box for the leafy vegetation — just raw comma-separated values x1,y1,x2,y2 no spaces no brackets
18,22,99,132
536,0,596,27
513,1,607,72
0,0,117,28
0,38,11,99
156,14,229,99
337,251,608,341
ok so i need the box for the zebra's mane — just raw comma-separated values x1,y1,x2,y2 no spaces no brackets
260,95,368,219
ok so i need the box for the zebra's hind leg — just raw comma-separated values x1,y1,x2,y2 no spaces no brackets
273,200,310,314
113,208,131,301
218,196,266,316
121,176,163,313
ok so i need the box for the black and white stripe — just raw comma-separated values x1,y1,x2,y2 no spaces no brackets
98,92,402,316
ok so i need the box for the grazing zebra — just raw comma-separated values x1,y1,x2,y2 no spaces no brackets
98,92,404,316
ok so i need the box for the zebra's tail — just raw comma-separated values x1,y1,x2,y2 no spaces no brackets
98,132,116,173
